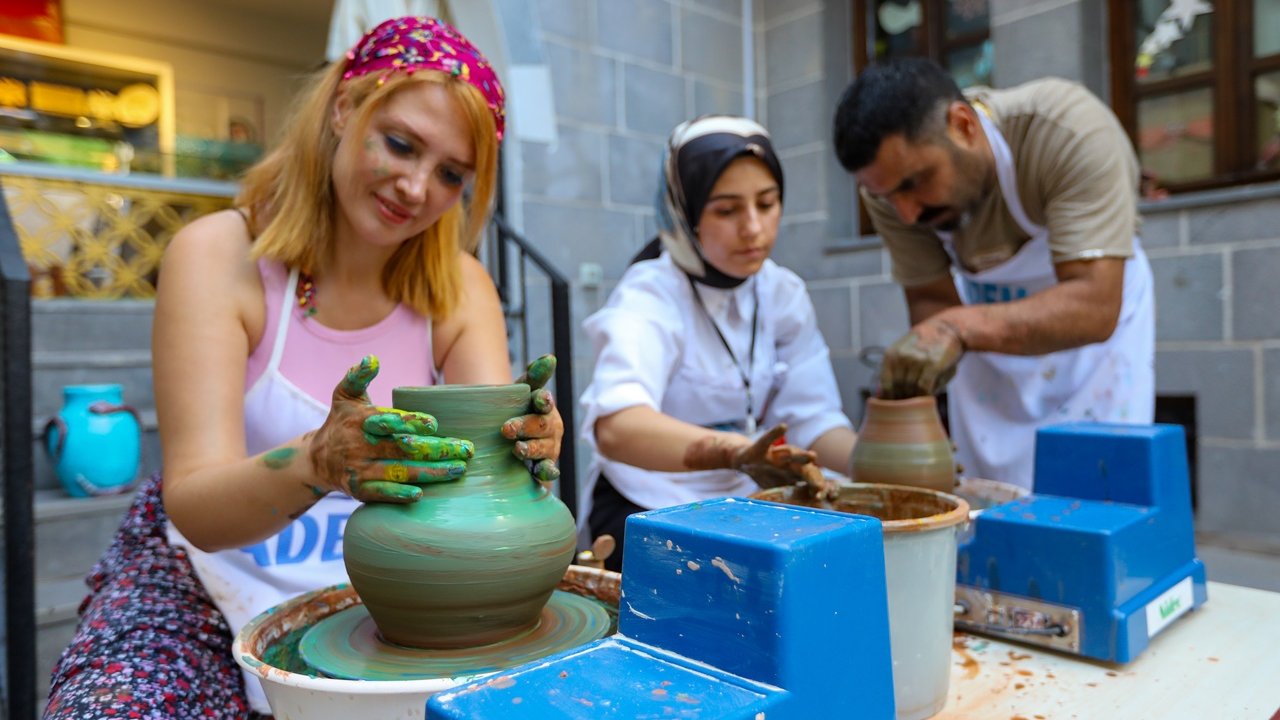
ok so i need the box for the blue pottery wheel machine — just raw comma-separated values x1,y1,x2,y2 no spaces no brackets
954,422,1207,663
424,423,1206,719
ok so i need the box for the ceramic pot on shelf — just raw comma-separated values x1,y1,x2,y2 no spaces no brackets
850,396,956,493
42,383,141,498
342,383,577,649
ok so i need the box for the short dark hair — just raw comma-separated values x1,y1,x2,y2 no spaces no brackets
832,57,966,172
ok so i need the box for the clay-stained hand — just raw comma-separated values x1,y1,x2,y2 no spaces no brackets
500,354,565,484
306,355,474,503
684,423,823,492
797,462,841,502
879,318,965,400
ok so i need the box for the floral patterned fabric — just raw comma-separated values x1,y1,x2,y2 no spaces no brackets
44,474,269,719
342,16,506,140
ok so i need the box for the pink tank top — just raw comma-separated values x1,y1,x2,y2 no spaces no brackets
243,259,438,453
170,258,440,713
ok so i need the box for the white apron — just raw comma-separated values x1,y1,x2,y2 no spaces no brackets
940,112,1154,490
165,269,359,713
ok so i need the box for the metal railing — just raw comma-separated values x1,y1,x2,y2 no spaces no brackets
0,177,36,720
485,214,577,519
0,162,235,299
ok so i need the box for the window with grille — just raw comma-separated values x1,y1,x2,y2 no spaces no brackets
854,0,993,85
1110,0,1280,194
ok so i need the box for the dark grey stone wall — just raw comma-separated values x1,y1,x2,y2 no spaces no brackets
500,0,1280,547
497,0,753,491
1143,188,1280,546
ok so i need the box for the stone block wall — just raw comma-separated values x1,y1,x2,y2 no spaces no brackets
495,0,754,482
499,0,1280,548
1142,189,1280,548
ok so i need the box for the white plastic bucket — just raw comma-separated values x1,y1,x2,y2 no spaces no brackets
752,483,969,720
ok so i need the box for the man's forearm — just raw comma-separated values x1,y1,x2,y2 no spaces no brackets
934,279,1120,356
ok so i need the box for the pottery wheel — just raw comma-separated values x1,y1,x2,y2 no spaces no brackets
298,590,611,681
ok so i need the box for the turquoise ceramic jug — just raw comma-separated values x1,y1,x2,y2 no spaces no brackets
42,384,141,497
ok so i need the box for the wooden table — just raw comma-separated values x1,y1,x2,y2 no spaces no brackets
937,582,1280,719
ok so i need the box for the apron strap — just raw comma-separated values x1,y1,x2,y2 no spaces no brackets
267,269,299,374
975,110,1043,239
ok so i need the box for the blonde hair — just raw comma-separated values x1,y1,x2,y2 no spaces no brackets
237,63,499,320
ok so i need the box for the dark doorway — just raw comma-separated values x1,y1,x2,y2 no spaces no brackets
1155,394,1198,512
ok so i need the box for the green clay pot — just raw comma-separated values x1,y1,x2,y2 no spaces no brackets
343,383,577,649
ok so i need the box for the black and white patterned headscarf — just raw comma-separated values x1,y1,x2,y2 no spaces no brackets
655,116,785,288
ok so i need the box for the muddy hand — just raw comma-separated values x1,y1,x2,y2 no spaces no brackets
734,425,821,490
798,462,840,502
502,354,564,483
879,317,964,400
307,355,474,503
684,423,820,490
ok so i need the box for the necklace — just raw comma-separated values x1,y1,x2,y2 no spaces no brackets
686,274,760,433
296,271,318,316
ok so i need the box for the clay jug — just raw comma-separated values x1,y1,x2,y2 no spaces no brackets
850,396,955,493
42,384,141,498
342,383,577,649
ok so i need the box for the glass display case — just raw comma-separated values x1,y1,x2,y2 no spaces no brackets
0,33,174,174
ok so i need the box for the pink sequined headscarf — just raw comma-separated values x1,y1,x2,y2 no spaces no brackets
343,16,506,140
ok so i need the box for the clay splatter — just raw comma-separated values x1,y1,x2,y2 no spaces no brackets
262,447,297,470
953,634,981,680
517,354,556,391
341,355,380,397
711,557,741,583
364,410,438,437
397,434,475,460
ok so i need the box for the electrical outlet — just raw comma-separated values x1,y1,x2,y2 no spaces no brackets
579,262,603,288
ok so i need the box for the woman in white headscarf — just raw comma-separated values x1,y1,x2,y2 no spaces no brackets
578,116,858,570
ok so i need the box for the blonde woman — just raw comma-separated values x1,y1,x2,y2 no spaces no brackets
44,18,560,718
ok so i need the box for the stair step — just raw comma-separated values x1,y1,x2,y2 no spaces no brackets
33,349,153,369
37,618,76,706
36,577,86,707
0,489,136,586
32,487,137,523
33,298,154,354
32,356,155,421
37,576,87,626
0,486,137,525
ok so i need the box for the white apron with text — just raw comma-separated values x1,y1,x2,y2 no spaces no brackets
939,111,1154,489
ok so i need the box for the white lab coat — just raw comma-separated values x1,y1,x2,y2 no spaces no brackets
578,253,852,519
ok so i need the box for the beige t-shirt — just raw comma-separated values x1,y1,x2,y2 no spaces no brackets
864,78,1141,287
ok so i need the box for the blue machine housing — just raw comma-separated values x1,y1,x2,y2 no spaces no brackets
956,423,1208,662
428,497,897,719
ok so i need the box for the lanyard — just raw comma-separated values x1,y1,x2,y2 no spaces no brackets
687,275,760,433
